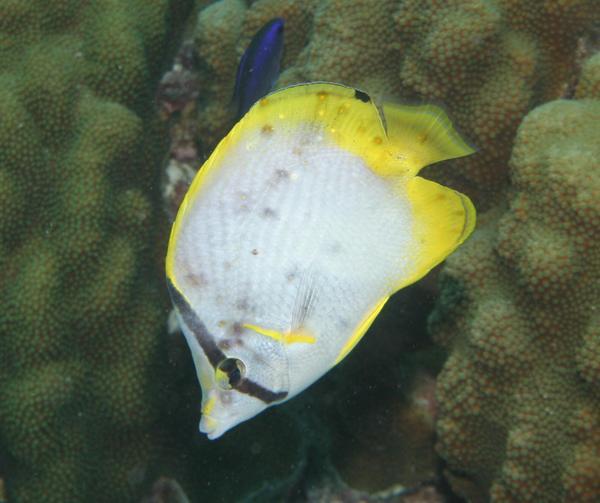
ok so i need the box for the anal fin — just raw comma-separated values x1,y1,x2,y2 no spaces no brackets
334,296,389,364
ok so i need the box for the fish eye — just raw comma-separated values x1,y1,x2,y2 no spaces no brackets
215,358,246,390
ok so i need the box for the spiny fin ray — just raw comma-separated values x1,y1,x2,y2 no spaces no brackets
382,103,475,175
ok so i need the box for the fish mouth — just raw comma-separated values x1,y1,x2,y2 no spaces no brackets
199,415,225,440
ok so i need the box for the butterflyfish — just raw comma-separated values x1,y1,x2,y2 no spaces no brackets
233,18,285,120
166,82,476,439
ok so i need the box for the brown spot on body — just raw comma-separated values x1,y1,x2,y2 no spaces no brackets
329,241,342,254
220,337,244,350
275,169,289,179
251,249,259,255
286,272,296,282
299,135,312,146
185,272,206,288
373,136,383,145
232,322,244,336
262,207,277,218
219,339,232,350
236,298,250,311
261,124,274,134
317,91,327,101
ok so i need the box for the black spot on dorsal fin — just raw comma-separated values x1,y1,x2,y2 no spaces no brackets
354,89,371,103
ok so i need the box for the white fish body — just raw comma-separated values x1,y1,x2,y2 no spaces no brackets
166,83,475,439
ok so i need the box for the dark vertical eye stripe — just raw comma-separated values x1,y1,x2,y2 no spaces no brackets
167,279,288,404
237,380,287,403
167,279,225,367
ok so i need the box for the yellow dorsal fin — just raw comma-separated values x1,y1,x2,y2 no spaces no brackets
382,103,475,175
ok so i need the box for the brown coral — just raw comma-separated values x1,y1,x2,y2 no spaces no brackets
430,89,600,501
394,0,596,209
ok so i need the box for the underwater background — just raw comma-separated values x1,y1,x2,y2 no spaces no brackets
0,0,598,502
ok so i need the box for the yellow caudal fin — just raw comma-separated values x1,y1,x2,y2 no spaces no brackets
397,177,476,290
382,103,475,175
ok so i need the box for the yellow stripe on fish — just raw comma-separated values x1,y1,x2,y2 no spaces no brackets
166,82,476,439
242,323,316,345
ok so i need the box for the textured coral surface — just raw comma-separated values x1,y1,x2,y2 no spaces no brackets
0,1,193,501
430,84,600,500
